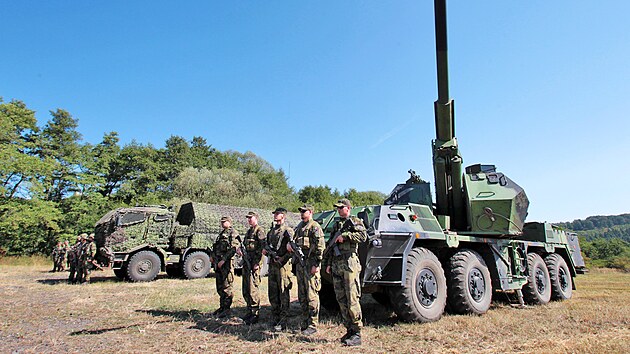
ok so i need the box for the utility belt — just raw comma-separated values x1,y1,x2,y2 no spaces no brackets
331,250,356,260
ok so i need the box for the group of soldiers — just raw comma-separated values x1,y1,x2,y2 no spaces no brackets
210,198,367,347
51,233,97,284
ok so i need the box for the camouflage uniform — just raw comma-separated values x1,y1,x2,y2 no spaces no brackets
265,213,294,328
292,205,325,332
242,217,265,320
68,237,82,284
212,217,239,315
79,235,97,284
322,200,367,343
51,244,61,272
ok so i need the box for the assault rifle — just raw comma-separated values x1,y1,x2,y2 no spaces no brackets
324,218,356,257
236,235,253,272
288,238,306,268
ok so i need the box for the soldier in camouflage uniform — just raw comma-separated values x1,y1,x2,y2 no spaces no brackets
51,242,62,272
79,234,97,284
71,234,87,284
287,204,325,335
323,198,367,346
263,207,294,331
210,216,240,318
238,211,265,325
68,235,83,284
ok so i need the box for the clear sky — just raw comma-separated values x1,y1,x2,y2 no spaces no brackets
2,1,629,223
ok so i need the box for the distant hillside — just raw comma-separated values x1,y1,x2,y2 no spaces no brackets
557,214,630,242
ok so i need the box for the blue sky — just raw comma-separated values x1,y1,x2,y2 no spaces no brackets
2,1,629,223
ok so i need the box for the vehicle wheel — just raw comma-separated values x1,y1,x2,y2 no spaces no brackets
320,282,340,313
447,249,492,315
183,251,211,279
522,253,551,305
165,264,183,278
545,253,573,301
126,250,161,282
113,267,127,280
390,247,447,322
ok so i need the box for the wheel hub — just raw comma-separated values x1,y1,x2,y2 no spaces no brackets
138,260,153,274
416,269,438,307
559,267,569,291
468,268,486,302
192,259,204,272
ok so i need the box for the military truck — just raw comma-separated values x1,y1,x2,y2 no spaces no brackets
94,202,301,282
315,0,586,322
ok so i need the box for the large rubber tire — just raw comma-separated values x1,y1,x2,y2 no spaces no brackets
522,253,551,305
183,251,211,279
447,249,492,315
545,253,573,301
126,250,161,282
390,247,447,322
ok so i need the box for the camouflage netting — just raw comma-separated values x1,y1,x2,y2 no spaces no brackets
174,202,301,237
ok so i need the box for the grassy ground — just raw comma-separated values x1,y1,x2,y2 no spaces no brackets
0,258,628,353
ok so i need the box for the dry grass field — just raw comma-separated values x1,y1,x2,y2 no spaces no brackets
1,257,628,353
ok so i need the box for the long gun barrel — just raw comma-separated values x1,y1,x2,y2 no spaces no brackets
432,0,466,230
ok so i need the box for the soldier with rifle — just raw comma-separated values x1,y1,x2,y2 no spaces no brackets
262,207,294,331
287,204,325,336
68,234,83,284
323,198,367,346
237,211,265,325
79,234,97,284
210,216,240,318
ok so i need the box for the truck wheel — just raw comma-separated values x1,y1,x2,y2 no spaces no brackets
183,251,211,279
522,253,551,305
545,253,573,301
447,249,492,315
390,247,446,322
127,251,161,282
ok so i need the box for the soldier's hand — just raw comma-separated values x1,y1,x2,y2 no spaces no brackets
236,248,243,257
326,265,331,274
253,263,260,271
262,248,268,256
311,265,320,275
286,243,294,253
335,234,344,243
217,260,225,269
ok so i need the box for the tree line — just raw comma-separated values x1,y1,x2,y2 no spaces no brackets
0,98,385,256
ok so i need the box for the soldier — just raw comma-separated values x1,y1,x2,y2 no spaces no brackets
80,233,97,284
263,207,294,331
210,216,239,318
63,240,70,270
323,198,367,346
70,234,87,284
287,204,325,335
51,242,61,272
238,211,265,325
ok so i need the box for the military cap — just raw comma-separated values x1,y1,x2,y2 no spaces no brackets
272,207,288,214
220,216,232,222
79,233,88,240
298,204,314,213
88,233,95,240
246,211,259,218
333,198,352,208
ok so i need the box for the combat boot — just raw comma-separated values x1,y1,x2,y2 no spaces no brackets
343,332,361,346
339,329,353,343
301,327,317,336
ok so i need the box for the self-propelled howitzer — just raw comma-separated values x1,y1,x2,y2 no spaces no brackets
316,0,586,323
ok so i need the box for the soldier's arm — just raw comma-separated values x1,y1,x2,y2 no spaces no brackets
278,227,294,265
309,224,325,266
224,229,239,261
252,228,264,265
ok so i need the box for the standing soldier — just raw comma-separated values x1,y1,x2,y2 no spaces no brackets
287,204,325,335
74,234,88,284
238,211,265,325
210,216,239,318
263,207,294,331
51,242,61,272
68,234,83,284
323,199,367,346
80,234,97,284
63,240,70,270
